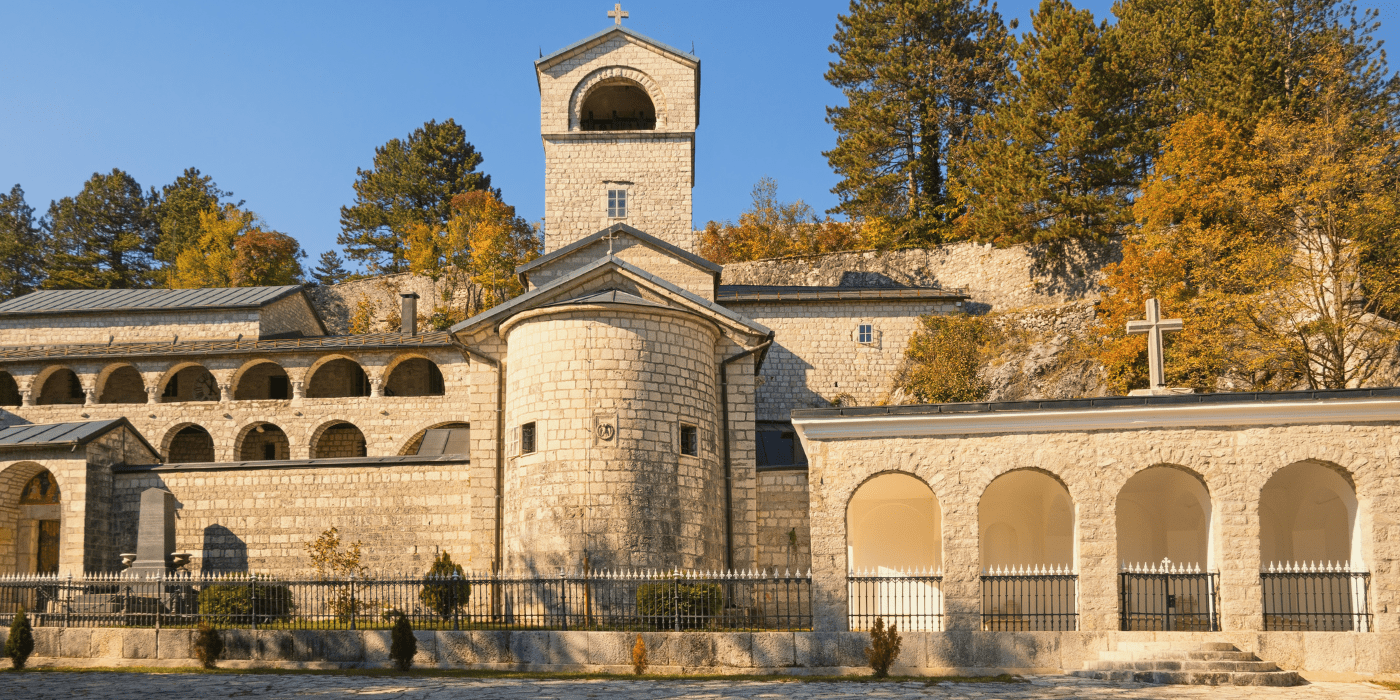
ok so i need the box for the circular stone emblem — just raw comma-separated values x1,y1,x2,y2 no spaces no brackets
596,422,616,441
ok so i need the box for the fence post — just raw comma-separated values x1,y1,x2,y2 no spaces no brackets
452,572,460,631
673,572,681,632
251,575,258,631
63,573,71,628
155,573,162,631
349,576,357,631
559,570,569,631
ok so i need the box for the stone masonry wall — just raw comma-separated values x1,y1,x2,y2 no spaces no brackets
802,420,1400,636
543,136,693,253
501,306,723,571
111,461,472,574
259,295,326,338
725,299,961,419
757,470,811,573
0,309,262,347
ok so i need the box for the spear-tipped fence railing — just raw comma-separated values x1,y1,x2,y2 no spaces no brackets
1119,561,1218,631
1261,561,1370,632
846,568,943,631
980,565,1078,631
0,569,812,631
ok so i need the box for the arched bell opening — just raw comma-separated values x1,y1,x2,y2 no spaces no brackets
580,79,656,131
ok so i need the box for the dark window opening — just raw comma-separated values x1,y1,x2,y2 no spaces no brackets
521,422,536,454
428,363,445,395
580,82,656,131
263,442,277,460
269,375,290,400
68,373,84,400
162,374,178,398
680,424,698,456
757,421,807,470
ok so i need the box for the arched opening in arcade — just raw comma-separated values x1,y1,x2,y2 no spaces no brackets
846,472,942,631
232,361,290,401
97,365,146,404
237,423,290,461
979,469,1077,630
0,464,61,575
165,424,215,463
1259,461,1367,631
0,372,20,406
311,422,367,459
160,364,219,402
35,368,84,405
1116,466,1216,631
580,79,656,131
384,358,445,397
306,358,370,399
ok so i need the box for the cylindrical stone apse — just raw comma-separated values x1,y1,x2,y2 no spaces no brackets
501,302,723,572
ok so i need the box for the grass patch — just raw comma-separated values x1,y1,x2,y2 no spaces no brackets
1,666,1024,684
1371,680,1400,691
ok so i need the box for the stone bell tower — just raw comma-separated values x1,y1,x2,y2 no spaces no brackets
535,9,700,253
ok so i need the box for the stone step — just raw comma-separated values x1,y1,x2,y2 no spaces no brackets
1097,650,1259,662
1070,669,1304,686
1115,641,1238,652
1082,659,1280,673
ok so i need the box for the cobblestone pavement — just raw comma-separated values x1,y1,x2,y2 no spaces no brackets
0,673,1397,699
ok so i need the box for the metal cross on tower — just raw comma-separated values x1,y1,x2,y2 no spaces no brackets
1126,298,1183,391
608,3,628,25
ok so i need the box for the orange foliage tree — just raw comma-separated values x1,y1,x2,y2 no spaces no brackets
699,177,864,264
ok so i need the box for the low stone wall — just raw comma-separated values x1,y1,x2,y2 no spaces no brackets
3,628,1395,678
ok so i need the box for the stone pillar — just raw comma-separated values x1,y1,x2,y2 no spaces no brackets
218,383,231,403
370,378,383,398
145,384,162,404
291,380,305,400
82,386,96,407
20,389,32,407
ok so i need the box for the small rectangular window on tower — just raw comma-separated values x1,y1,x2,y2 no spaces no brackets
858,324,874,344
608,189,628,218
521,421,537,454
679,423,698,456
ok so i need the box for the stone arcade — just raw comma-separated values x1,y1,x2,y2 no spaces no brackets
0,15,1396,678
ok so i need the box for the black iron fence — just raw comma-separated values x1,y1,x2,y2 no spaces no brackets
980,566,1078,631
1261,562,1371,632
0,569,811,631
847,569,943,632
1119,562,1218,631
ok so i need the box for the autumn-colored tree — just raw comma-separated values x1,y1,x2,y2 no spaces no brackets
167,205,304,288
825,0,1010,244
154,167,238,266
953,0,1142,247
897,313,991,402
699,177,863,263
405,190,539,323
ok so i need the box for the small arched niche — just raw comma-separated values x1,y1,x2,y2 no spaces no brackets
36,368,84,405
581,79,656,131
1260,461,1359,567
161,364,219,402
385,358,445,397
979,470,1075,570
233,361,290,401
847,473,941,572
0,372,20,406
98,365,146,404
312,422,367,459
306,358,370,399
238,423,290,461
165,424,215,463
1117,466,1212,570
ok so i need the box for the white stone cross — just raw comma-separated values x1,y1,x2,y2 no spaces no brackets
608,3,628,25
1126,298,1183,391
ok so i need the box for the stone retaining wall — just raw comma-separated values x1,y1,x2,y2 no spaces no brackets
3,628,1394,678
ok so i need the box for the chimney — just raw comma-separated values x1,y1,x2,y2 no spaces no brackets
400,293,419,336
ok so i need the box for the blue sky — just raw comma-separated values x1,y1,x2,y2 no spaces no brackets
1,1,1394,269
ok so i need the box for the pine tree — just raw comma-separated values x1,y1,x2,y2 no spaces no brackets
154,167,238,266
338,119,496,274
954,0,1141,247
5,608,34,670
311,250,351,286
43,169,159,289
825,0,1010,243
0,185,46,300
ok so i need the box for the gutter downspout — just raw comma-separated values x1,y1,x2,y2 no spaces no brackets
718,332,774,571
460,345,505,574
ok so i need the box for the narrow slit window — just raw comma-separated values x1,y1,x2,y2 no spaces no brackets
679,424,698,456
521,421,537,455
608,189,628,218
858,324,874,344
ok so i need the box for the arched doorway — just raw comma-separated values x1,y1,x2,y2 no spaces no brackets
1117,466,1216,631
846,472,941,630
165,425,215,463
384,358,445,397
1,464,61,575
306,358,370,398
98,365,146,404
311,422,367,459
979,469,1077,630
237,423,289,461
1259,461,1366,630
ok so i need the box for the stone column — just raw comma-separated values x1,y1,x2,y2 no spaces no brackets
290,380,305,400
82,386,96,407
218,383,232,403
20,389,32,407
370,377,383,398
145,384,162,404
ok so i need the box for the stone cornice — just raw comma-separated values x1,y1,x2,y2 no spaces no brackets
791,398,1400,441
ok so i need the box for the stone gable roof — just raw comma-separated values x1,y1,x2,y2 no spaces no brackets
536,25,698,71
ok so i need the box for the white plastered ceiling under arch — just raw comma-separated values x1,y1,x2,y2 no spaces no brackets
1116,466,1214,570
1260,461,1360,567
979,470,1075,570
846,472,940,573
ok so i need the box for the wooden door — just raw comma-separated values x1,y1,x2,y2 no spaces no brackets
36,520,59,574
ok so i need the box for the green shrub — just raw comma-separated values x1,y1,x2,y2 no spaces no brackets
197,580,295,624
389,614,416,671
636,581,724,629
419,551,470,621
5,609,34,670
865,616,902,678
193,622,223,669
